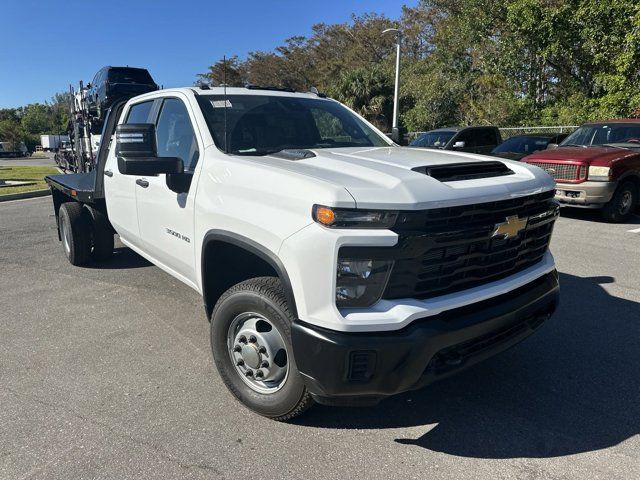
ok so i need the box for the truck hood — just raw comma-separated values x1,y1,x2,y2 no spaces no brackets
255,146,554,210
523,146,638,166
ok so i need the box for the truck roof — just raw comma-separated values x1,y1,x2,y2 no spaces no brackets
427,125,498,133
131,86,329,102
105,65,151,71
583,118,640,125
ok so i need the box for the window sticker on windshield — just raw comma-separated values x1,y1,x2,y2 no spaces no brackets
211,100,232,108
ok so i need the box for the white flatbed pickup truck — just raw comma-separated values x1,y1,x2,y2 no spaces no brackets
45,86,560,420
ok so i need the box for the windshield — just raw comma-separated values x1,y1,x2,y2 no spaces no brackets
197,94,390,155
561,123,640,147
492,136,550,154
410,131,455,148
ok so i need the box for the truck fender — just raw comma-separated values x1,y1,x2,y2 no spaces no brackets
201,230,298,320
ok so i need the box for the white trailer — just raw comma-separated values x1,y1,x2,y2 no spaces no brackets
40,135,70,151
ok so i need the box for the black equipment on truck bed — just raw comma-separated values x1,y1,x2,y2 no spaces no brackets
45,99,128,204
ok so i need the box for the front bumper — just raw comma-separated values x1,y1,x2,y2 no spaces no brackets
291,270,559,405
555,181,617,207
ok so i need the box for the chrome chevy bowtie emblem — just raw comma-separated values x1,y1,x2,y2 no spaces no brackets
492,215,527,239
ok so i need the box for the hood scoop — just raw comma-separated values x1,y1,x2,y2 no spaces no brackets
413,161,514,182
269,149,316,161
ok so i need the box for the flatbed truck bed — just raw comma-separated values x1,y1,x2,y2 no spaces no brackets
46,171,97,204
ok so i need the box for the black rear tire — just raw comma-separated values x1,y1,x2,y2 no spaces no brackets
58,202,91,266
86,206,114,262
602,181,637,223
210,277,314,421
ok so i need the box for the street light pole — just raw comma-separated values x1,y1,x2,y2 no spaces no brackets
383,28,402,143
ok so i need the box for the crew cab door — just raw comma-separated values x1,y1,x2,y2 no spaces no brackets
473,128,501,154
103,99,155,248
451,128,499,154
135,96,201,283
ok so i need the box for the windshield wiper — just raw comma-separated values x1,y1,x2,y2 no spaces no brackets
232,145,298,156
233,147,316,157
559,143,586,147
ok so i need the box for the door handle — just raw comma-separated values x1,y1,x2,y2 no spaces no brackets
136,179,149,188
104,169,113,177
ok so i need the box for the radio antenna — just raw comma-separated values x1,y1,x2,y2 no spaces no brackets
223,55,228,154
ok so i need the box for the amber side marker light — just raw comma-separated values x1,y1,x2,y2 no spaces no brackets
314,206,336,226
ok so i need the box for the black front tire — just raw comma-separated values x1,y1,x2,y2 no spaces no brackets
210,277,313,421
58,202,91,266
602,181,637,223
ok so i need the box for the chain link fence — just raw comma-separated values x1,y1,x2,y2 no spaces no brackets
498,126,579,139
406,126,579,143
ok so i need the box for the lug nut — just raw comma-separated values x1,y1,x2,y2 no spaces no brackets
258,346,267,354
245,370,254,377
255,371,264,379
260,361,269,368
239,335,247,344
249,335,257,343
236,359,245,366
233,345,242,352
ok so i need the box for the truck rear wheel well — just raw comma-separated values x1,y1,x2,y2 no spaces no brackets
615,174,640,206
201,232,297,321
623,175,640,195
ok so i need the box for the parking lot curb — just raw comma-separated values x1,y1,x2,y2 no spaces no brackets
0,188,51,203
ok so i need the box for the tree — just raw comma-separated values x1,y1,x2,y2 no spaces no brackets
21,104,53,135
196,56,246,87
0,119,24,145
50,92,72,134
193,1,640,131
328,65,394,128
0,92,70,149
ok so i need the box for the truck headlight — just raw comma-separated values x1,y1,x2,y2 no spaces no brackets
588,166,611,181
313,205,398,229
336,258,393,307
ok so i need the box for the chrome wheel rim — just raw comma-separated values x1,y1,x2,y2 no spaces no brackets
227,312,289,394
61,216,71,256
619,191,633,215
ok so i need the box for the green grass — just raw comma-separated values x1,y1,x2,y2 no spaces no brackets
0,166,58,195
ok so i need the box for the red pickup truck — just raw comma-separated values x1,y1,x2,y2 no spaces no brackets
523,119,640,222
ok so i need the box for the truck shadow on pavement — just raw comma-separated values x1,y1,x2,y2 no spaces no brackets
296,272,640,459
560,206,640,224
88,247,152,269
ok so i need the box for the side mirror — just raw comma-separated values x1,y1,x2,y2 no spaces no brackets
115,123,184,176
166,172,193,194
452,140,465,149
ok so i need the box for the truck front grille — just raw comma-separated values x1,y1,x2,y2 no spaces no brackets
378,190,558,301
526,161,587,182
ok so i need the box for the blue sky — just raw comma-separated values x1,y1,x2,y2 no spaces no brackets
0,0,416,108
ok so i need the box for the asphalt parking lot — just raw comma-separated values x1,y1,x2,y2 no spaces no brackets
1,197,638,480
